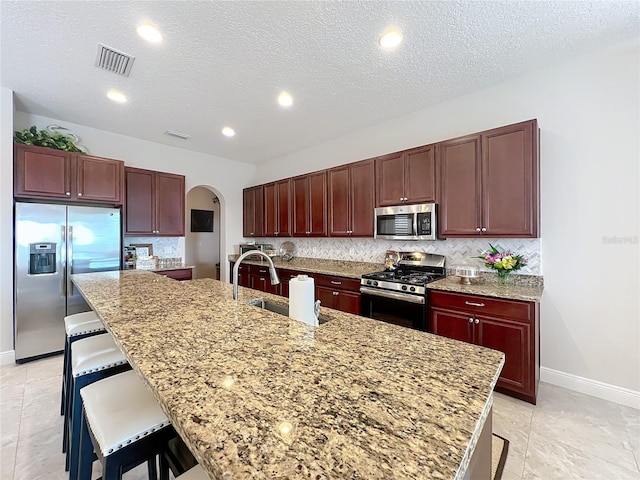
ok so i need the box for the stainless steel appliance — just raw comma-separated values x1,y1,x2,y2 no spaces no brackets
239,242,274,258
360,251,446,330
374,203,438,240
14,202,122,362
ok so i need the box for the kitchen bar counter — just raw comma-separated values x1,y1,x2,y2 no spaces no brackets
72,270,504,480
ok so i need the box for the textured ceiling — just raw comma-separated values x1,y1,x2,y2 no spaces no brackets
1,1,638,165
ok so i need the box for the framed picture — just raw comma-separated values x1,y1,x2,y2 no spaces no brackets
191,209,214,232
130,243,153,257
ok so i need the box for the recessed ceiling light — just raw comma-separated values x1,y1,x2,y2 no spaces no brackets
137,24,162,43
221,127,235,137
379,30,403,49
106,89,127,103
278,91,293,108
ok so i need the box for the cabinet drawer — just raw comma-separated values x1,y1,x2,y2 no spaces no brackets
314,274,360,292
156,268,192,281
429,290,532,321
250,264,275,277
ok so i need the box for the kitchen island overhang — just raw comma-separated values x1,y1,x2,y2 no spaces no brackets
71,270,504,480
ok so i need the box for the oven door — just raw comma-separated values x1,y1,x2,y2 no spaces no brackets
360,287,426,331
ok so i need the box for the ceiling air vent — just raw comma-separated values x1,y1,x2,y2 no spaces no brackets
95,43,135,76
165,130,191,140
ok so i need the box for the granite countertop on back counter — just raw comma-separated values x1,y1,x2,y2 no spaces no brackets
428,274,544,302
228,255,381,279
72,270,504,480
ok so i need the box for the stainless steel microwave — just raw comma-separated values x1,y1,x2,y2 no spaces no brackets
374,203,438,240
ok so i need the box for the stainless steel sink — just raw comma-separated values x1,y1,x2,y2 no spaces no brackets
246,298,330,324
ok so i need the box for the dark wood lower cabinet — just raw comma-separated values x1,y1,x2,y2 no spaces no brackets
428,290,539,404
316,286,361,315
155,268,193,281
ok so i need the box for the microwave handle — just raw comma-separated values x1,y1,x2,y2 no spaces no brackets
413,213,418,237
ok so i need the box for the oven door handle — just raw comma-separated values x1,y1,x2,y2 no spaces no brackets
360,286,425,304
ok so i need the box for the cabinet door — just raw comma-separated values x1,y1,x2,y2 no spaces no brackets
476,314,530,395
14,144,71,199
328,165,350,236
276,179,292,236
243,186,264,237
349,159,375,236
291,175,309,236
263,182,277,237
316,286,338,310
481,120,538,237
334,290,361,315
375,151,404,206
429,307,474,343
76,155,123,203
308,171,327,236
438,135,482,237
125,168,155,235
404,145,436,204
156,172,185,236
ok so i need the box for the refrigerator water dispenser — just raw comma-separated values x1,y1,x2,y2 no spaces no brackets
29,243,56,274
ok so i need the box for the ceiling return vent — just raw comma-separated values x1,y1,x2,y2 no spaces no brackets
94,43,135,76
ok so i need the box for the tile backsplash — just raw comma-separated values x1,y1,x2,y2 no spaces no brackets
250,237,542,275
125,236,184,259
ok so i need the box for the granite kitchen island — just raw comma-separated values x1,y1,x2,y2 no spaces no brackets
71,270,504,480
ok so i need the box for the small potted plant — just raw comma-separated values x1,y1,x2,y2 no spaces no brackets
476,243,527,285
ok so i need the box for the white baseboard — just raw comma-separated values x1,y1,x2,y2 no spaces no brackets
0,350,15,365
541,366,640,410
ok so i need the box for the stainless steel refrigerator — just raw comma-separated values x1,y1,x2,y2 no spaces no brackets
14,202,122,362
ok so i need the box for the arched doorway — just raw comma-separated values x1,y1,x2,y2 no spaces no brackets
185,186,222,279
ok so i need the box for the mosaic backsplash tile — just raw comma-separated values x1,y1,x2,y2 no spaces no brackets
125,236,183,259
250,237,541,275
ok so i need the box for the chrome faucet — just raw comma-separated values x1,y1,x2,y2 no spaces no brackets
232,251,280,300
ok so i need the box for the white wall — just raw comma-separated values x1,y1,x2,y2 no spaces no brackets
0,88,15,359
186,186,221,279
256,39,640,398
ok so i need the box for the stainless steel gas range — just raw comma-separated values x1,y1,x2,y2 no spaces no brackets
360,251,446,330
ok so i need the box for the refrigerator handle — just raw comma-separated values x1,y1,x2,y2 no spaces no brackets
67,225,74,297
61,225,67,298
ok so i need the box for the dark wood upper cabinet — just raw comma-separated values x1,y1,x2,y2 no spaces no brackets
76,154,124,203
438,134,483,236
329,159,374,236
155,172,185,236
439,119,539,238
14,144,123,204
292,171,327,237
243,185,264,237
125,167,185,236
376,145,436,207
263,179,291,237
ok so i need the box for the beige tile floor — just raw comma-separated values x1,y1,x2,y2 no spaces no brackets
1,355,639,480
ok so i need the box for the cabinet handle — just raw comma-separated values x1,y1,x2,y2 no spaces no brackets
330,281,342,285
66,192,71,196
481,227,487,232
250,232,254,235
474,318,479,324
275,232,279,235
475,227,481,232
465,301,485,307
468,317,474,323
78,192,83,197
333,291,339,296
259,269,267,274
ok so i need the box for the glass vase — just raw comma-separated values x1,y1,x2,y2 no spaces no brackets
497,270,511,285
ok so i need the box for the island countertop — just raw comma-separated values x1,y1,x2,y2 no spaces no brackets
72,270,504,480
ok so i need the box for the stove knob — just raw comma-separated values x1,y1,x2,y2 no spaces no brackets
366,280,372,286
373,281,379,287
410,286,416,292
401,285,407,291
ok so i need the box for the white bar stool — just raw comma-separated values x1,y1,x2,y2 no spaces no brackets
65,334,130,478
61,311,105,416
77,370,176,480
